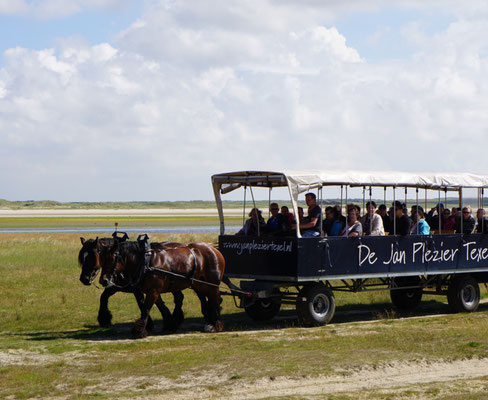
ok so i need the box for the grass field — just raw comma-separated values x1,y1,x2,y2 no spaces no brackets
1,231,488,399
0,216,242,229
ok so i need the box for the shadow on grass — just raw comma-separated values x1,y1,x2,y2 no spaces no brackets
10,300,488,342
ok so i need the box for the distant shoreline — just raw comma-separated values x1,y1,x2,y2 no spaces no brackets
0,208,244,217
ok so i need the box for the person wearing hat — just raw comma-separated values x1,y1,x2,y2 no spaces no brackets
426,203,444,230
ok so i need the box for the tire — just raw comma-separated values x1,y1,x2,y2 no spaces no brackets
296,283,335,326
390,278,423,310
447,275,480,313
244,291,281,321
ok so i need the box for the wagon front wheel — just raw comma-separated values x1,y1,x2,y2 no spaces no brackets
244,291,281,321
296,283,335,326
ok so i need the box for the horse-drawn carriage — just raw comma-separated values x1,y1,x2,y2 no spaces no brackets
79,169,488,336
213,170,488,325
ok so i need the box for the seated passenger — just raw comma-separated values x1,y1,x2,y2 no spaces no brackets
393,201,411,236
455,206,476,234
441,209,456,230
264,203,291,235
323,206,334,236
341,207,362,237
377,204,391,233
329,206,345,236
361,201,385,236
297,207,305,224
293,193,321,238
426,203,444,230
409,208,430,235
281,205,295,225
476,208,488,234
236,208,266,236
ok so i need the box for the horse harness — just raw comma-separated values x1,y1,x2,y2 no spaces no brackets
111,237,199,289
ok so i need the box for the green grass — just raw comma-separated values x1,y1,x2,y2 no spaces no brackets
0,232,487,399
0,216,243,229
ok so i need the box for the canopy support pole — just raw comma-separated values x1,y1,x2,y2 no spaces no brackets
242,186,247,227
438,189,442,233
393,187,396,236
249,186,259,236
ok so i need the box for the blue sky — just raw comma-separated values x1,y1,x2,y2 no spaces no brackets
0,3,142,54
1,1,488,201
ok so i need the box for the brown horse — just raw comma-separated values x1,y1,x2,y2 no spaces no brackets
99,237,225,338
79,236,186,333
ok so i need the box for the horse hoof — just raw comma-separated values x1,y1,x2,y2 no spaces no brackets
203,324,217,333
132,319,148,339
172,309,184,328
215,320,224,332
97,311,113,328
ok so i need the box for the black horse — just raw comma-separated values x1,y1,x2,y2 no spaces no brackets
78,235,185,332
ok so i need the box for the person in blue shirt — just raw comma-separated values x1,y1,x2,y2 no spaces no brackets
410,207,430,235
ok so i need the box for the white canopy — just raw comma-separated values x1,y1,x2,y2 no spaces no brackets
211,170,488,235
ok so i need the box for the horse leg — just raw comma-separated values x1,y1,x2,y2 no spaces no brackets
171,291,185,329
197,292,217,332
97,287,116,328
202,290,224,333
155,295,175,334
133,289,154,331
133,291,157,339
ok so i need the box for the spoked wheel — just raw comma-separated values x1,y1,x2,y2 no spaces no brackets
296,283,335,326
447,275,480,313
390,277,423,310
244,290,282,321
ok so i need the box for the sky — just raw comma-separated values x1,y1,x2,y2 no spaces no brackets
1,0,488,201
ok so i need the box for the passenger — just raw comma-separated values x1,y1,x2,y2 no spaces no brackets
441,208,456,230
323,206,334,236
377,204,391,233
426,203,444,230
361,201,385,236
335,204,347,228
455,206,476,234
236,208,266,236
409,208,430,235
393,200,411,236
388,206,395,230
476,208,488,234
341,207,362,237
293,193,321,237
264,203,289,234
280,206,295,226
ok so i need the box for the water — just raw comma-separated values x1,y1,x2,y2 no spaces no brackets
0,226,240,234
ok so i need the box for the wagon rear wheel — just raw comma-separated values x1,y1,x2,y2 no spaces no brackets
244,290,281,321
296,283,335,326
447,275,480,313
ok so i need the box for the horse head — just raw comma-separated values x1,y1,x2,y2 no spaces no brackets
99,239,149,289
78,237,102,286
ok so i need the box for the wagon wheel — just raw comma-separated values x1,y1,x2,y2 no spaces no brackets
447,275,480,313
244,290,282,321
296,283,335,326
390,277,423,310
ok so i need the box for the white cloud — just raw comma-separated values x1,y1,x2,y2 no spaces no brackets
1,0,488,201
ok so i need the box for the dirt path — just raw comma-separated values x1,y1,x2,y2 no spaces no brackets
154,357,488,400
